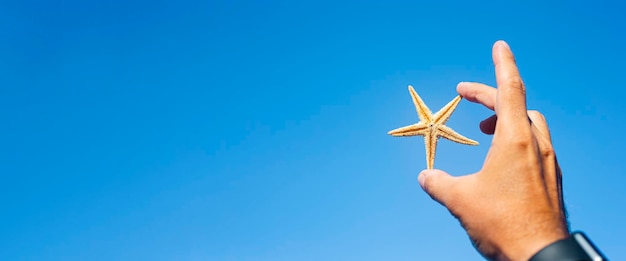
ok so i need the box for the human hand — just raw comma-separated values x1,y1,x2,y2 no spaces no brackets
417,41,569,261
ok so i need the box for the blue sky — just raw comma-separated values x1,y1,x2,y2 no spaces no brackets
1,0,625,260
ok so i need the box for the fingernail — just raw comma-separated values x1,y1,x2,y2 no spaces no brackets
497,40,510,50
418,170,427,187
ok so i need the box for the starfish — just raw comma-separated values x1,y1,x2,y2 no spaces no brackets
388,85,478,169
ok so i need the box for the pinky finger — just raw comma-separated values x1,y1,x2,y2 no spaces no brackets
527,110,552,142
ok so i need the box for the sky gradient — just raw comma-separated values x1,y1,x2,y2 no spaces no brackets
1,0,625,260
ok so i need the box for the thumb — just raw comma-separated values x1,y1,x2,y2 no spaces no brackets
418,169,457,206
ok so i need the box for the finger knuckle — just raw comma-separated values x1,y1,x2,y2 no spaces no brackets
505,77,526,92
508,134,533,149
541,145,555,158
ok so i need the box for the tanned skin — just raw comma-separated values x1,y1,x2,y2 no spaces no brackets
417,41,569,261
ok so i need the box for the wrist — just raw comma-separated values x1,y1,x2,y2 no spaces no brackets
528,231,608,261
498,229,568,261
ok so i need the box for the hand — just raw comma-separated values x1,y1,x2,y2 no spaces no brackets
418,41,569,261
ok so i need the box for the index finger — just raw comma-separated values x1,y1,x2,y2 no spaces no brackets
493,41,530,133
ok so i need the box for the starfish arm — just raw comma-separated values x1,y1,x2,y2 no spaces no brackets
424,131,438,169
388,122,429,137
408,85,433,122
437,125,479,145
433,95,462,125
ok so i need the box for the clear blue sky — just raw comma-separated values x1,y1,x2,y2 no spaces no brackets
1,0,625,260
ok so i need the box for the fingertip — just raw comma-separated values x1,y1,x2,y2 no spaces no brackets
492,40,514,66
479,121,494,135
493,40,516,64
456,82,469,96
418,169,448,187
455,82,497,110
479,114,497,135
456,81,479,101
418,170,427,187
417,169,459,206
494,40,510,51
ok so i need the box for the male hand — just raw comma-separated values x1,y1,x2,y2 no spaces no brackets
418,41,569,261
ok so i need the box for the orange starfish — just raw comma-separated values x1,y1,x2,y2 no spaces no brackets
388,85,478,169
